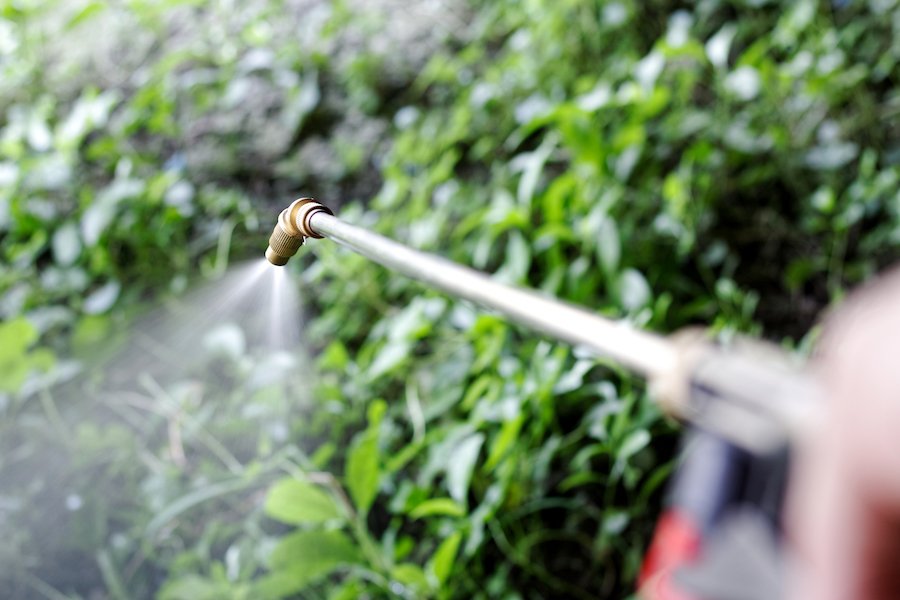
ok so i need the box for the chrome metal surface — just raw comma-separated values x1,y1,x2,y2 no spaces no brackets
308,211,678,379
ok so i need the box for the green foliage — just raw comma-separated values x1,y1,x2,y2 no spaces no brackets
264,479,345,525
261,530,363,597
0,318,54,392
1,0,899,598
428,531,462,588
345,399,385,516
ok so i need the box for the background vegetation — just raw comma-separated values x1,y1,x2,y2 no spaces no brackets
2,0,899,598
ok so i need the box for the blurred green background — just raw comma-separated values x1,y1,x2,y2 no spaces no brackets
2,0,899,598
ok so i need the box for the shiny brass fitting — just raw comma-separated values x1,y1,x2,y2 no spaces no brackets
265,198,333,266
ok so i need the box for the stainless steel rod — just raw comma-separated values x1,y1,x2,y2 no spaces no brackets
309,211,678,379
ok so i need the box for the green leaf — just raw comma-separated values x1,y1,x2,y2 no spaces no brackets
344,401,385,514
367,399,387,425
409,498,466,519
72,315,110,347
327,580,364,600
391,563,429,592
269,529,362,569
618,429,651,462
497,231,531,282
597,217,620,275
446,433,484,504
0,318,37,362
318,340,350,370
145,478,251,540
83,280,121,314
51,221,81,266
345,431,380,515
515,134,556,205
264,478,344,525
0,318,54,393
428,531,462,586
65,1,107,30
159,575,229,600
385,439,424,473
662,172,689,219
484,416,524,471
617,269,651,311
367,339,411,379
263,530,362,596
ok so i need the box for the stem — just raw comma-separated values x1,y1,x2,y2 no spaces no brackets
138,375,244,474
38,388,69,445
405,379,426,443
487,520,595,600
306,471,390,573
17,571,72,600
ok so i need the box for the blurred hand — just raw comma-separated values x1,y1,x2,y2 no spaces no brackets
788,268,900,600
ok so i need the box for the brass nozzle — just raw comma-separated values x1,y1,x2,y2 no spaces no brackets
264,198,333,266
265,222,303,266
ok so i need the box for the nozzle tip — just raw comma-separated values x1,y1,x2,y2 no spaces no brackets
265,246,290,266
265,198,331,265
266,215,305,266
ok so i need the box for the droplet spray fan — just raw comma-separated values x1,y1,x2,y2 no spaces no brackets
266,198,820,452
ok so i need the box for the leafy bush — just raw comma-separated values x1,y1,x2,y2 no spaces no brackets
1,0,899,598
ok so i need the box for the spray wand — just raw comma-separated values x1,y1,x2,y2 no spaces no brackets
266,198,818,450
266,198,820,599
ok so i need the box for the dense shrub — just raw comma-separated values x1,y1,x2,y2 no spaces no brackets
1,0,898,598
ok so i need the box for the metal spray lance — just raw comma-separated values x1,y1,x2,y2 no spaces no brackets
266,198,819,450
